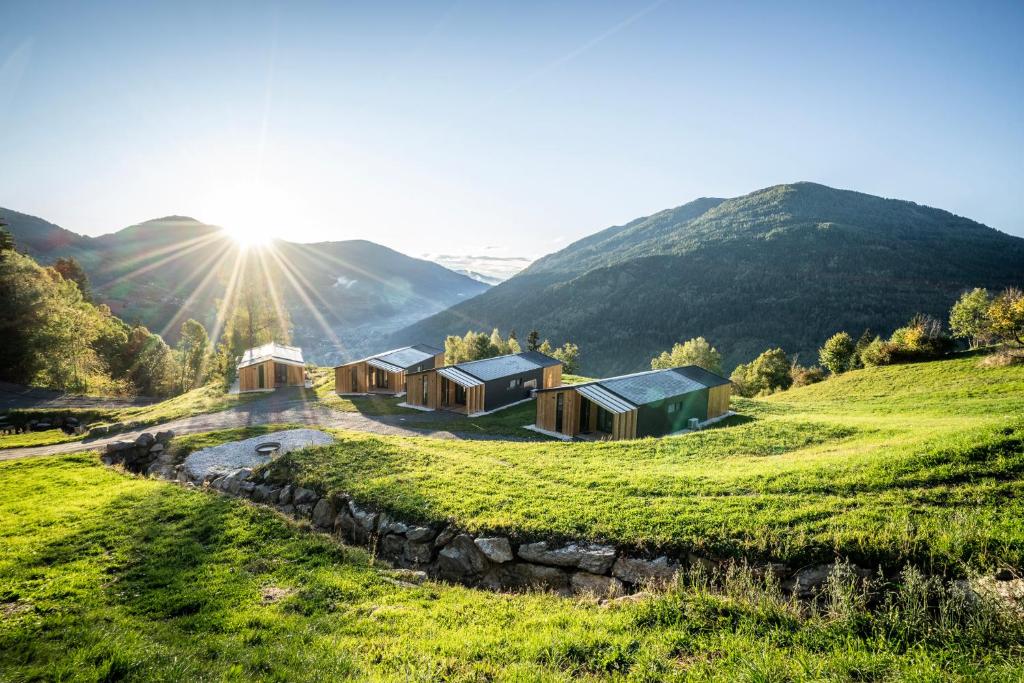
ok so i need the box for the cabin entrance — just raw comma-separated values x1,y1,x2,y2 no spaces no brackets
274,362,288,387
441,377,468,413
369,367,391,392
576,397,613,441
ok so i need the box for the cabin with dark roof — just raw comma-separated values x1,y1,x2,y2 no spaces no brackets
237,343,306,392
334,344,444,395
406,351,562,415
534,366,731,440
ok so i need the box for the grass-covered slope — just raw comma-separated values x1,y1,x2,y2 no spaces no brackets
2,453,1022,680
391,182,1024,374
270,355,1024,573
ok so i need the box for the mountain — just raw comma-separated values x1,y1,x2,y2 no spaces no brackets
0,209,488,364
390,182,1024,375
454,269,506,286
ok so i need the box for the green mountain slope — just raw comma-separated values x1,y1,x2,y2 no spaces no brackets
392,183,1024,374
0,210,488,363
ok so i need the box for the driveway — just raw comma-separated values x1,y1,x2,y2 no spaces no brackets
0,388,531,462
0,381,160,411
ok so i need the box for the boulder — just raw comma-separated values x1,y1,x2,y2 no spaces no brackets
135,433,156,448
148,443,165,455
405,541,434,565
405,526,436,543
278,505,295,516
380,534,407,560
89,425,109,437
238,482,256,497
433,526,458,548
611,556,678,585
517,542,617,574
251,484,276,503
278,485,294,505
378,515,409,536
311,499,337,529
474,537,514,563
571,572,626,598
348,502,379,534
295,503,315,519
105,440,133,454
155,430,175,443
292,487,318,505
437,534,489,578
334,509,356,538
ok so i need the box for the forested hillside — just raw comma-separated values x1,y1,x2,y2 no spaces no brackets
0,210,488,365
391,183,1024,374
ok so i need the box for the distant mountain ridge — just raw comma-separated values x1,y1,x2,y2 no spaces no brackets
390,182,1024,375
1,209,488,364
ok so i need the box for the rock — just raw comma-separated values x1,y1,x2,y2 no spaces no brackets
66,417,79,426
348,502,379,534
474,537,514,563
493,563,569,591
784,563,868,600
135,433,156,448
251,484,275,503
278,485,294,505
518,542,617,574
312,499,337,529
292,487,318,505
89,425,108,437
105,440,133,454
148,443,165,455
238,482,256,497
278,505,295,516
406,526,436,543
295,503,314,518
433,526,458,548
571,572,626,598
210,476,226,490
380,534,407,559
611,556,678,585
405,541,434,565
437,534,489,578
686,553,718,573
378,515,409,536
155,430,174,443
334,509,356,538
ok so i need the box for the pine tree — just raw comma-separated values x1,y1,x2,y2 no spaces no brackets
527,330,540,352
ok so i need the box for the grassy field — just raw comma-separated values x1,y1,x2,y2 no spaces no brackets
2,452,1022,681
310,366,417,415
267,355,1024,573
0,429,86,449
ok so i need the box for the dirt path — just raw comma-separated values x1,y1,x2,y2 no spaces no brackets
0,381,160,411
0,389,527,462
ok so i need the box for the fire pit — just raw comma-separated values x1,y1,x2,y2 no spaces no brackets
255,442,281,456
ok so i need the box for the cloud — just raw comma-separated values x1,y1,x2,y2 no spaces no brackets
425,253,533,283
333,275,358,289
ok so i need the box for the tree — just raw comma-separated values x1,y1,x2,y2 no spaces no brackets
52,257,92,302
650,337,723,374
0,217,14,254
853,329,874,368
526,330,540,352
177,319,210,392
989,288,1024,346
736,348,793,396
551,342,580,374
860,336,895,367
818,332,856,375
537,339,553,355
790,362,825,387
949,288,993,348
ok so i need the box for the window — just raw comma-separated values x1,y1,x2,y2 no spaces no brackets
509,376,525,390
667,403,676,413
524,379,537,390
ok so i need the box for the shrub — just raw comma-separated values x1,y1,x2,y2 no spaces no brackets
819,332,856,374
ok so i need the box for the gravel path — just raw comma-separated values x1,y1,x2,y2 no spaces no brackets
182,429,336,481
0,388,532,462
0,381,160,411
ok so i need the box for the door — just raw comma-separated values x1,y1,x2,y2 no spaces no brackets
257,364,265,389
579,398,591,433
350,367,358,392
597,406,613,434
274,363,287,387
555,393,564,433
421,376,429,405
454,383,466,405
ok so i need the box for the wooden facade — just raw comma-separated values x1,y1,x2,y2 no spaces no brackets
536,387,637,440
334,352,445,395
406,370,442,409
707,384,731,419
238,360,304,392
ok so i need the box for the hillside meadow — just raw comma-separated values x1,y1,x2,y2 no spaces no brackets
2,452,1023,681
268,354,1024,573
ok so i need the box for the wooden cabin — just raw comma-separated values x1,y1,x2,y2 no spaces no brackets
237,343,306,392
334,344,444,396
406,351,562,415
534,365,731,441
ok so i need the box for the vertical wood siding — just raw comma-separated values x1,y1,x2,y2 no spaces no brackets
707,384,731,418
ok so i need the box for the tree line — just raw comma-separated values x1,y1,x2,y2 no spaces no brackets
444,329,580,374
0,223,293,397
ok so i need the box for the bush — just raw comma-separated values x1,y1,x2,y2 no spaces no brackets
819,332,856,374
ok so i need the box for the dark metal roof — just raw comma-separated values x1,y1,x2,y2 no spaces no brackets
672,365,731,388
537,365,729,406
455,352,560,382
337,344,441,371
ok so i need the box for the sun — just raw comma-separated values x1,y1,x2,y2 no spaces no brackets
222,222,274,248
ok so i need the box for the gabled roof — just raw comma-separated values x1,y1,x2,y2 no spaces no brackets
538,365,730,407
452,351,560,382
336,344,441,371
237,343,304,369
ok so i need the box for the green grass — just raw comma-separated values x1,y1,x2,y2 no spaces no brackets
266,355,1024,573
402,400,553,439
110,383,262,426
310,366,418,416
2,453,1022,681
0,429,85,449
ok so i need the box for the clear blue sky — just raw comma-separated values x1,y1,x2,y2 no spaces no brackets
1,0,1022,265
